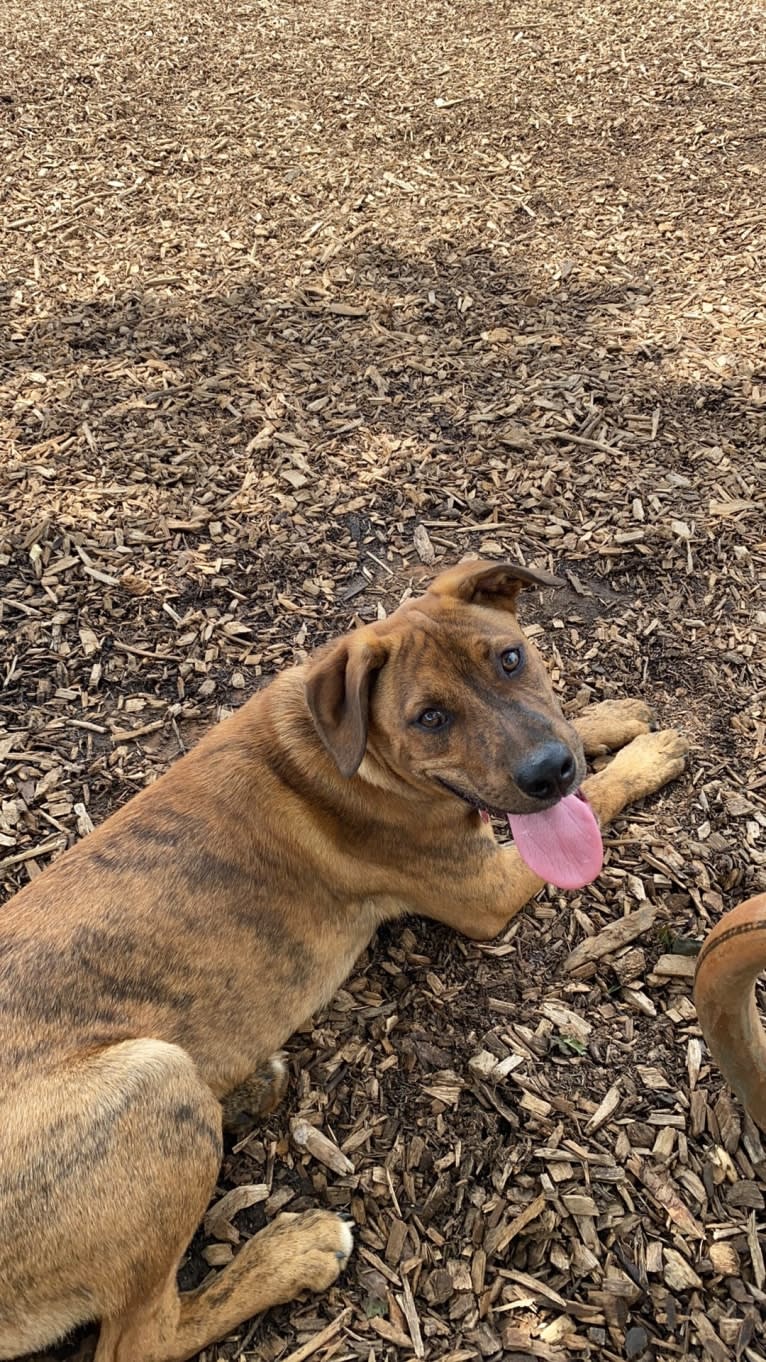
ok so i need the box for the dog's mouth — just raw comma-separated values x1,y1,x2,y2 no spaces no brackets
435,778,603,891
435,777,508,821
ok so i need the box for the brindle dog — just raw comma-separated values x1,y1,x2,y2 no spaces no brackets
0,561,688,1361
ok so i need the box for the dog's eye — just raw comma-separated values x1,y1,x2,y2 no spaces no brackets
500,647,522,674
417,708,450,731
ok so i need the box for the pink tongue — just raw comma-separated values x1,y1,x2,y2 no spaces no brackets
507,793,603,890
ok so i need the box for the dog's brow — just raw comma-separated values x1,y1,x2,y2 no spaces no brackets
400,609,485,651
398,606,446,635
395,623,435,666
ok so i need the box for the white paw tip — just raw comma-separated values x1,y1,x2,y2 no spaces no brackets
336,1217,355,1262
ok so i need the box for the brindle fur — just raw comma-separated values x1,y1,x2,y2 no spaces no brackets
0,561,688,1361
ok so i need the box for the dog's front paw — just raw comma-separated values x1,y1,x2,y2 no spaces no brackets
604,728,689,797
573,698,656,755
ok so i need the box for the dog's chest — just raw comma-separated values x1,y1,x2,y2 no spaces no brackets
303,898,387,1013
195,898,387,1095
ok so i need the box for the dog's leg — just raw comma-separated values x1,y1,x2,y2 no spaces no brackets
0,1038,222,1362
418,729,688,941
582,728,688,825
97,1211,353,1362
0,1039,351,1362
221,1052,289,1133
571,698,654,755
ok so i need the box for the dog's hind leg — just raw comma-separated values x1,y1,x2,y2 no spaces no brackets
220,1052,289,1134
0,1037,351,1362
0,1038,222,1361
97,1211,353,1362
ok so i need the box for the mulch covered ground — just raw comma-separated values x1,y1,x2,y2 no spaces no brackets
1,0,765,1358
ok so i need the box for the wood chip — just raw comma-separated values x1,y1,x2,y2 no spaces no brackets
486,1193,547,1256
413,524,437,565
290,1119,354,1175
397,1276,425,1358
203,1184,269,1244
650,953,697,980
564,905,659,972
280,1308,354,1362
691,1311,730,1362
709,1241,740,1276
585,1084,622,1133
663,1248,703,1291
747,1211,766,1290
628,1156,706,1239
539,1001,593,1042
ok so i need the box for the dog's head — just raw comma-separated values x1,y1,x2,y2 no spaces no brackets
305,560,585,818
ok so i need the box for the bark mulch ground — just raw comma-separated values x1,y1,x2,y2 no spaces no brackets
1,0,765,1359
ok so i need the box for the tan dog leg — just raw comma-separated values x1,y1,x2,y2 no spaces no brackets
571,698,654,755
0,1040,350,1362
418,724,688,941
96,1212,353,1362
0,1039,221,1361
583,728,688,826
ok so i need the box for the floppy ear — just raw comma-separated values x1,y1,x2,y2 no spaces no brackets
428,559,562,612
305,634,388,778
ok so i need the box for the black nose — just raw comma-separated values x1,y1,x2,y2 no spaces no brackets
515,742,577,802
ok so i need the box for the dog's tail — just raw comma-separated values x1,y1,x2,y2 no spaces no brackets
694,893,766,1132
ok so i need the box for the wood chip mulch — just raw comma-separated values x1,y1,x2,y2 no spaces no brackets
1,0,765,1359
